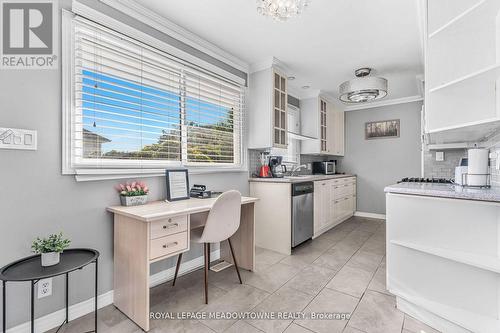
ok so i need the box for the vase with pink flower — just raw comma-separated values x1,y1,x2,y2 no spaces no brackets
116,181,149,206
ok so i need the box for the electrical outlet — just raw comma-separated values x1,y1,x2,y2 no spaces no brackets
37,278,52,299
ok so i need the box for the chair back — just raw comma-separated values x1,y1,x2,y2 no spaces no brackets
199,190,242,243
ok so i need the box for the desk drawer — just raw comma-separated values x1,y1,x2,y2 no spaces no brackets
150,215,188,240
150,232,188,260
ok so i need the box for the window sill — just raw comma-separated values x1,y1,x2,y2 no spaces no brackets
72,167,249,182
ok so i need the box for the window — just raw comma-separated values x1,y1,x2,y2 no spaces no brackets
64,16,244,175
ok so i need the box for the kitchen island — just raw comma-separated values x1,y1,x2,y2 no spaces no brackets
385,183,500,333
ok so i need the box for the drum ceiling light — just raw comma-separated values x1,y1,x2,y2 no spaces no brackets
339,68,388,104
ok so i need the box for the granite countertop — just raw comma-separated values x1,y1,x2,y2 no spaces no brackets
249,174,356,183
385,182,500,203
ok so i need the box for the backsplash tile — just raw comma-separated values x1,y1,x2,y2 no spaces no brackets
247,149,342,177
424,133,500,186
423,149,467,179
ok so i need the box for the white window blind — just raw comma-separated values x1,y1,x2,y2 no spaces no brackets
70,17,244,170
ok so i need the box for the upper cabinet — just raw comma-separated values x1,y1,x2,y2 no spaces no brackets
425,0,500,135
301,95,344,155
248,66,288,149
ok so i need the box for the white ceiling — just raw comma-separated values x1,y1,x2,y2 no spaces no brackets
137,0,424,102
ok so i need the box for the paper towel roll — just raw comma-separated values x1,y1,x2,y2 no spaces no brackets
467,149,489,186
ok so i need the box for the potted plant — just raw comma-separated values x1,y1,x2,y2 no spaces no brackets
117,181,149,206
32,233,71,267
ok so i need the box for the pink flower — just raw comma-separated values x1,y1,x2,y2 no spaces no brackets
126,185,132,192
136,184,142,191
119,184,126,191
143,186,149,193
131,181,137,188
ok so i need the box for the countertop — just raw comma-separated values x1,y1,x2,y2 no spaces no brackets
249,174,356,183
384,182,500,203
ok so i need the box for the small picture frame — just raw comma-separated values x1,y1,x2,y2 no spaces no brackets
165,169,190,201
365,119,400,140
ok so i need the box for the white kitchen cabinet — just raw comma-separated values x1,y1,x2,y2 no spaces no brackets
313,176,356,238
425,0,500,136
301,95,345,155
332,110,345,156
248,66,288,149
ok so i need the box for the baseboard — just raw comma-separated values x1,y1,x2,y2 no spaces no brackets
7,250,220,333
396,296,471,333
354,211,386,220
6,290,114,333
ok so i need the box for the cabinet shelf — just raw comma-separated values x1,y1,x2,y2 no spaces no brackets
390,240,500,274
428,0,487,39
428,63,500,93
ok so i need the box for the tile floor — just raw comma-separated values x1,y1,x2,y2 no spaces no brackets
52,216,441,333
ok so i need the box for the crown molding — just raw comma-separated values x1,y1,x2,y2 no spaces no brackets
98,0,249,73
249,56,293,74
344,95,423,111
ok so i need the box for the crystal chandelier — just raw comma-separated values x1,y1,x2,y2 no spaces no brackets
256,0,311,21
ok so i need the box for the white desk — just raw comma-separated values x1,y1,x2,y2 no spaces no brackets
107,196,258,331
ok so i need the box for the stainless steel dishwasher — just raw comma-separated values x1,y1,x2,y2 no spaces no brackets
291,181,314,247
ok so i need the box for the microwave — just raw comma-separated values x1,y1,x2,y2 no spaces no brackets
312,161,336,175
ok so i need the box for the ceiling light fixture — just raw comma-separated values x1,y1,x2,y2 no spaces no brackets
287,76,296,80
339,68,388,104
256,0,311,22
301,85,310,89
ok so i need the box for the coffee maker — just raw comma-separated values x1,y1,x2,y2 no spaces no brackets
268,156,287,178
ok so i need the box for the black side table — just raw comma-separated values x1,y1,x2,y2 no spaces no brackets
0,248,99,333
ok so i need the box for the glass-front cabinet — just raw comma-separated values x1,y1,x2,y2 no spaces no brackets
320,98,327,153
273,70,288,148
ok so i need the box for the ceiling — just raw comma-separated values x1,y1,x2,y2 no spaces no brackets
137,0,424,102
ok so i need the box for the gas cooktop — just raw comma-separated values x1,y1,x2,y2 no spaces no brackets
398,177,453,184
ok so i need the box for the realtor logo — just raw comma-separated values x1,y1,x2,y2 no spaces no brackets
0,0,58,69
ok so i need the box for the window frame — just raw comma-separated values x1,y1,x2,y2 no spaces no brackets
62,10,247,180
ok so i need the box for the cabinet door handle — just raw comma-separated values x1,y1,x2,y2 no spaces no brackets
162,223,179,229
162,242,178,249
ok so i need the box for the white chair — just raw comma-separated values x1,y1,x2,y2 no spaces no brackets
172,190,243,304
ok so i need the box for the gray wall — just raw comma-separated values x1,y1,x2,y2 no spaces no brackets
340,102,423,214
0,0,249,328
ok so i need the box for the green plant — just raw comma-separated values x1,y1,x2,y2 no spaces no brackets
31,233,71,254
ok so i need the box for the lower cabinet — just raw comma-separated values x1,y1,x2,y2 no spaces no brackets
313,177,356,238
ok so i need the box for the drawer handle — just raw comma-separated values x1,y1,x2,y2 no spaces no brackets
162,223,179,229
162,242,178,249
